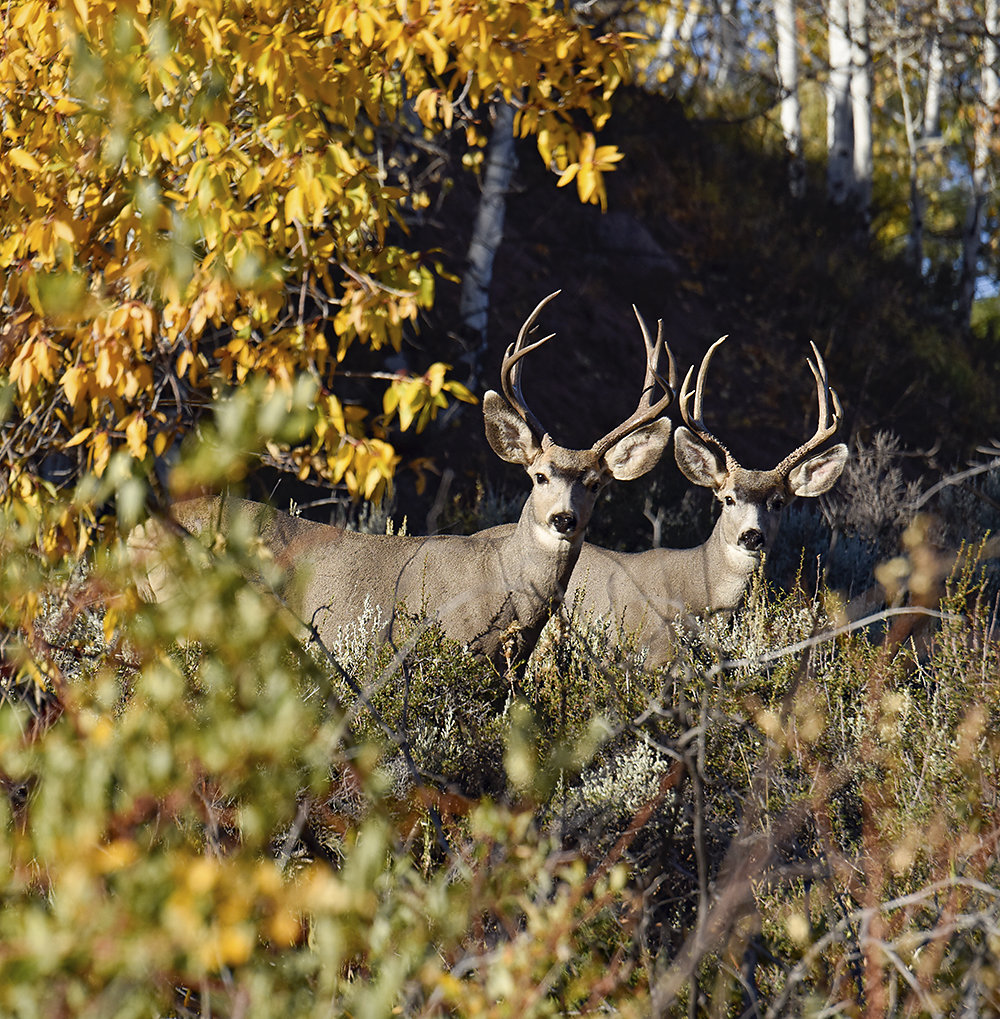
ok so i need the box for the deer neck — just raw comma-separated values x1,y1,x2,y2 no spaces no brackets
700,514,761,612
504,499,582,601
457,505,581,676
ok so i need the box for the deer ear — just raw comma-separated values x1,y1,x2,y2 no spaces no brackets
788,443,848,497
483,390,542,466
603,418,672,481
673,426,729,489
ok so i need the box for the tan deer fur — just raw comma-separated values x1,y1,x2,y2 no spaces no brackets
130,294,675,676
564,337,848,669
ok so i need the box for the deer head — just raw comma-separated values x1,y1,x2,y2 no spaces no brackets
483,292,676,550
674,336,848,563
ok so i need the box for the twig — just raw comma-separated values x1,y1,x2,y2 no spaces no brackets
913,454,1000,509
713,606,960,677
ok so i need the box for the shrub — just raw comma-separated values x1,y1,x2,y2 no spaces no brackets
4,419,1000,1015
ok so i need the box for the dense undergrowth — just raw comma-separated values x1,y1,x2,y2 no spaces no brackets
2,417,1000,1016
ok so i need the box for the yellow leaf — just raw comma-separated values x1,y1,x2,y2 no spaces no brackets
397,399,414,432
167,123,200,156
556,164,579,188
594,144,624,169
444,380,476,404
62,365,84,405
8,148,41,172
240,165,262,198
64,426,93,449
92,432,111,477
439,96,453,129
413,88,438,127
320,394,344,435
424,362,447,396
323,0,345,35
284,185,304,225
125,415,148,459
96,347,116,387
421,29,449,76
362,462,384,500
329,443,353,483
52,220,76,245
357,9,374,47
537,128,553,167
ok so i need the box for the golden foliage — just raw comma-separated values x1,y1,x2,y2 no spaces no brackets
0,0,627,522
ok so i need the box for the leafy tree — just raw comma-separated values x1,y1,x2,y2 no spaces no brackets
625,0,1000,327
0,0,630,537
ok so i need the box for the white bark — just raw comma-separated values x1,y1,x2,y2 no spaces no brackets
901,0,949,276
923,0,948,140
960,0,999,323
826,0,854,204
656,0,701,72
775,0,805,196
716,0,739,89
459,101,518,367
895,34,923,271
848,0,872,217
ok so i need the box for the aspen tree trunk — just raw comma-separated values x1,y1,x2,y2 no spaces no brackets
895,33,924,271
826,0,854,204
960,0,999,324
715,0,740,90
775,0,805,197
923,0,947,141
848,0,872,219
459,101,518,384
656,0,701,74
905,0,948,274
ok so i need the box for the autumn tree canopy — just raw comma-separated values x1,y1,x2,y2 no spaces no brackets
0,0,629,531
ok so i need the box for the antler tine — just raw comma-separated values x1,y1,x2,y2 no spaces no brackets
631,308,677,406
775,341,844,475
592,307,676,457
692,335,727,424
679,335,736,466
808,340,843,433
500,291,561,435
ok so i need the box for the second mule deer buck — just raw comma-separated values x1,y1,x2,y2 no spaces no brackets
565,336,849,669
131,293,675,676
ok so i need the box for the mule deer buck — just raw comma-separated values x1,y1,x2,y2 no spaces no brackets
565,336,848,668
131,293,675,676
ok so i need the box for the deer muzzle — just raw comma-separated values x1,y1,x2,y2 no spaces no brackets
549,512,578,536
739,528,766,553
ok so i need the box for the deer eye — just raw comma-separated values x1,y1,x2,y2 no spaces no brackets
584,478,601,492
535,472,549,485
769,495,785,511
724,495,736,507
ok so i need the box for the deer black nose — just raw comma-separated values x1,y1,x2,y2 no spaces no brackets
740,528,765,552
550,512,578,535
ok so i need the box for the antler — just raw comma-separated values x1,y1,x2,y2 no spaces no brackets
499,290,560,437
680,336,842,473
591,307,676,456
678,334,738,469
773,340,843,474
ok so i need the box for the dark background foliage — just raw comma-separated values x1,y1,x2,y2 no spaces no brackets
266,88,997,552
